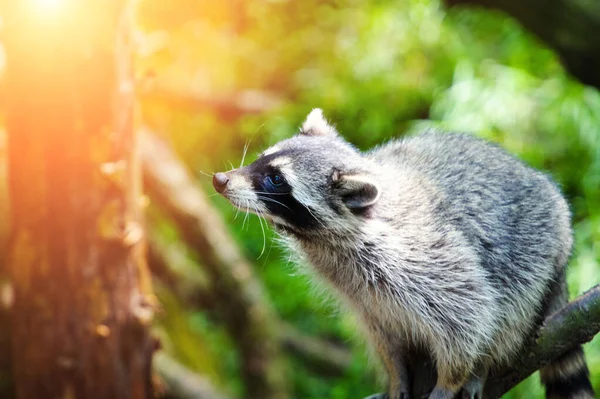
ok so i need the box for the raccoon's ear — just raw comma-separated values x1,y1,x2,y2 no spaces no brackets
300,108,337,136
333,172,380,209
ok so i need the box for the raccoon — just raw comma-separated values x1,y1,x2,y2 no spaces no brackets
212,109,594,399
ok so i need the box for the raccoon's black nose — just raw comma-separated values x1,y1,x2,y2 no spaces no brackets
213,172,230,193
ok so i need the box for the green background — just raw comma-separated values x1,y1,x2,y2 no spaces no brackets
138,0,600,397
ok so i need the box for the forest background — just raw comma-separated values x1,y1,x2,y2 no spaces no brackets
0,0,599,398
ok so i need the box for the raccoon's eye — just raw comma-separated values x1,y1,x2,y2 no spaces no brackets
267,174,284,186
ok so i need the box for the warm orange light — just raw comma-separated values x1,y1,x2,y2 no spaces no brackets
30,0,64,11
24,0,70,24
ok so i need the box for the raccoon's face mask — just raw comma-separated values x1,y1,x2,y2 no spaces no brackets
213,109,381,236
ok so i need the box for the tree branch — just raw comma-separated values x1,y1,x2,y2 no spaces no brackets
154,352,231,399
146,223,353,375
140,128,288,399
140,86,283,119
402,284,600,399
484,283,600,397
147,231,215,311
279,323,353,375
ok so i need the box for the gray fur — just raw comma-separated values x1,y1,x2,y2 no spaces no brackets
214,109,580,398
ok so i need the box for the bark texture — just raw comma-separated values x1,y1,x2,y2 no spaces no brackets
445,0,600,90
0,129,11,398
4,2,155,398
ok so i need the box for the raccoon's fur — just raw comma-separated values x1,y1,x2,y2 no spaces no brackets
213,109,594,399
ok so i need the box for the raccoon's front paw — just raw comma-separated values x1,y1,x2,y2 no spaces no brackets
461,370,485,399
460,381,483,399
461,390,482,399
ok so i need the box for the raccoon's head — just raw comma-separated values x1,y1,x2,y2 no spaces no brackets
213,109,381,238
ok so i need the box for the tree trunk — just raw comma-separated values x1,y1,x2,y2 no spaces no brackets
0,128,12,398
3,1,155,398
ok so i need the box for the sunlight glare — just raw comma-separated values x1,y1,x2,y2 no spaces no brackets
31,0,64,11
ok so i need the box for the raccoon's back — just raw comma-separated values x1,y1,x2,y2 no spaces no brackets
368,131,572,289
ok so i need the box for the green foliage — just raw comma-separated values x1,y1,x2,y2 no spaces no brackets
139,0,600,397
154,283,236,391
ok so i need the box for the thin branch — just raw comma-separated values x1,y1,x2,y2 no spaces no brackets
140,129,288,399
403,284,600,399
279,323,353,375
140,86,283,119
147,231,215,310
146,228,353,375
154,352,231,399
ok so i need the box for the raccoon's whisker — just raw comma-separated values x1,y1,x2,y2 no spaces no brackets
240,140,249,168
236,198,246,225
263,229,277,263
253,191,289,196
240,128,263,168
233,202,241,220
227,160,235,171
256,210,267,259
254,123,265,134
242,200,251,230
256,195,292,211
198,169,213,178
300,203,325,227
241,201,247,228
240,139,251,169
